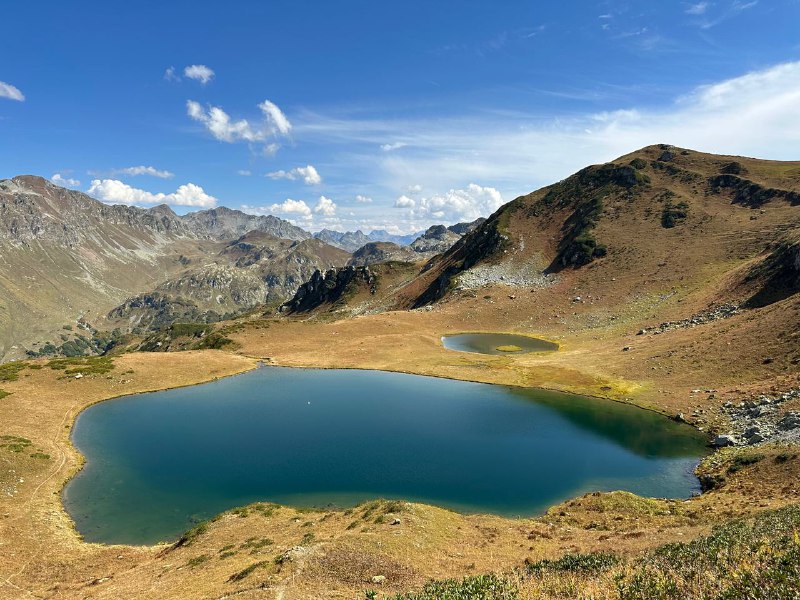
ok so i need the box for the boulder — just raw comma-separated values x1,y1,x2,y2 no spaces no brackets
713,434,737,447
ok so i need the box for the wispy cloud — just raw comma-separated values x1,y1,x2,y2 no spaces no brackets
380,142,407,152
186,99,292,153
697,0,759,28
88,179,217,207
114,165,174,179
292,60,800,229
164,67,180,82
685,2,710,15
0,81,24,101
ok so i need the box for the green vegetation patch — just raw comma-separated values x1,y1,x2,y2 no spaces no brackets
369,573,518,600
0,361,28,382
525,551,620,575
170,322,210,337
240,537,274,554
615,503,800,599
172,520,209,549
661,200,689,228
0,389,9,401
727,452,765,474
47,356,115,375
0,435,33,453
228,560,272,582
193,332,235,350
185,554,211,568
495,345,523,352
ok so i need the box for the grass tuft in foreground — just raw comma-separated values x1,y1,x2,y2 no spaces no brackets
615,503,800,599
525,551,620,575
366,573,518,600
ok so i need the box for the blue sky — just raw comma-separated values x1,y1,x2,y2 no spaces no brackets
1,0,799,233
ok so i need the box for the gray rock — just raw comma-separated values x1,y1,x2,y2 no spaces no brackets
713,434,737,447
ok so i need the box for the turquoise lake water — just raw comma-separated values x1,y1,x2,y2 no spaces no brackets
64,367,708,545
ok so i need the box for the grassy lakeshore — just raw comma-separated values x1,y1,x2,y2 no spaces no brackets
1,301,799,598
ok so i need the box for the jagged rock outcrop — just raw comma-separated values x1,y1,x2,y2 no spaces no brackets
744,237,800,307
710,174,800,208
409,225,465,254
281,267,377,313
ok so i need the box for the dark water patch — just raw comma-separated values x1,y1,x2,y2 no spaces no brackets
64,367,707,545
442,333,558,355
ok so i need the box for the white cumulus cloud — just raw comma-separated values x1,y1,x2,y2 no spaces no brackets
268,198,312,218
237,169,252,176
88,179,217,208
51,173,80,187
314,196,337,216
395,184,503,223
184,64,215,84
355,195,372,203
394,195,416,208
0,81,24,101
266,165,322,185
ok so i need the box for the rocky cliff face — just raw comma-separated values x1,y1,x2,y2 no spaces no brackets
108,232,351,330
347,242,419,266
744,236,800,308
409,219,486,254
281,267,377,313
0,176,193,248
182,206,311,241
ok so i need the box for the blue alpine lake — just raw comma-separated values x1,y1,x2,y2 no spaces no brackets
64,366,708,545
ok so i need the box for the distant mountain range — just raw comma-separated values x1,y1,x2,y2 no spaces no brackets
0,175,481,360
312,229,422,252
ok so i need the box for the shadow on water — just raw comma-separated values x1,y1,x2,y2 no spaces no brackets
507,387,709,459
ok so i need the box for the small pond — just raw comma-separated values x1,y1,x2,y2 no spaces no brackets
442,333,558,355
64,367,707,545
